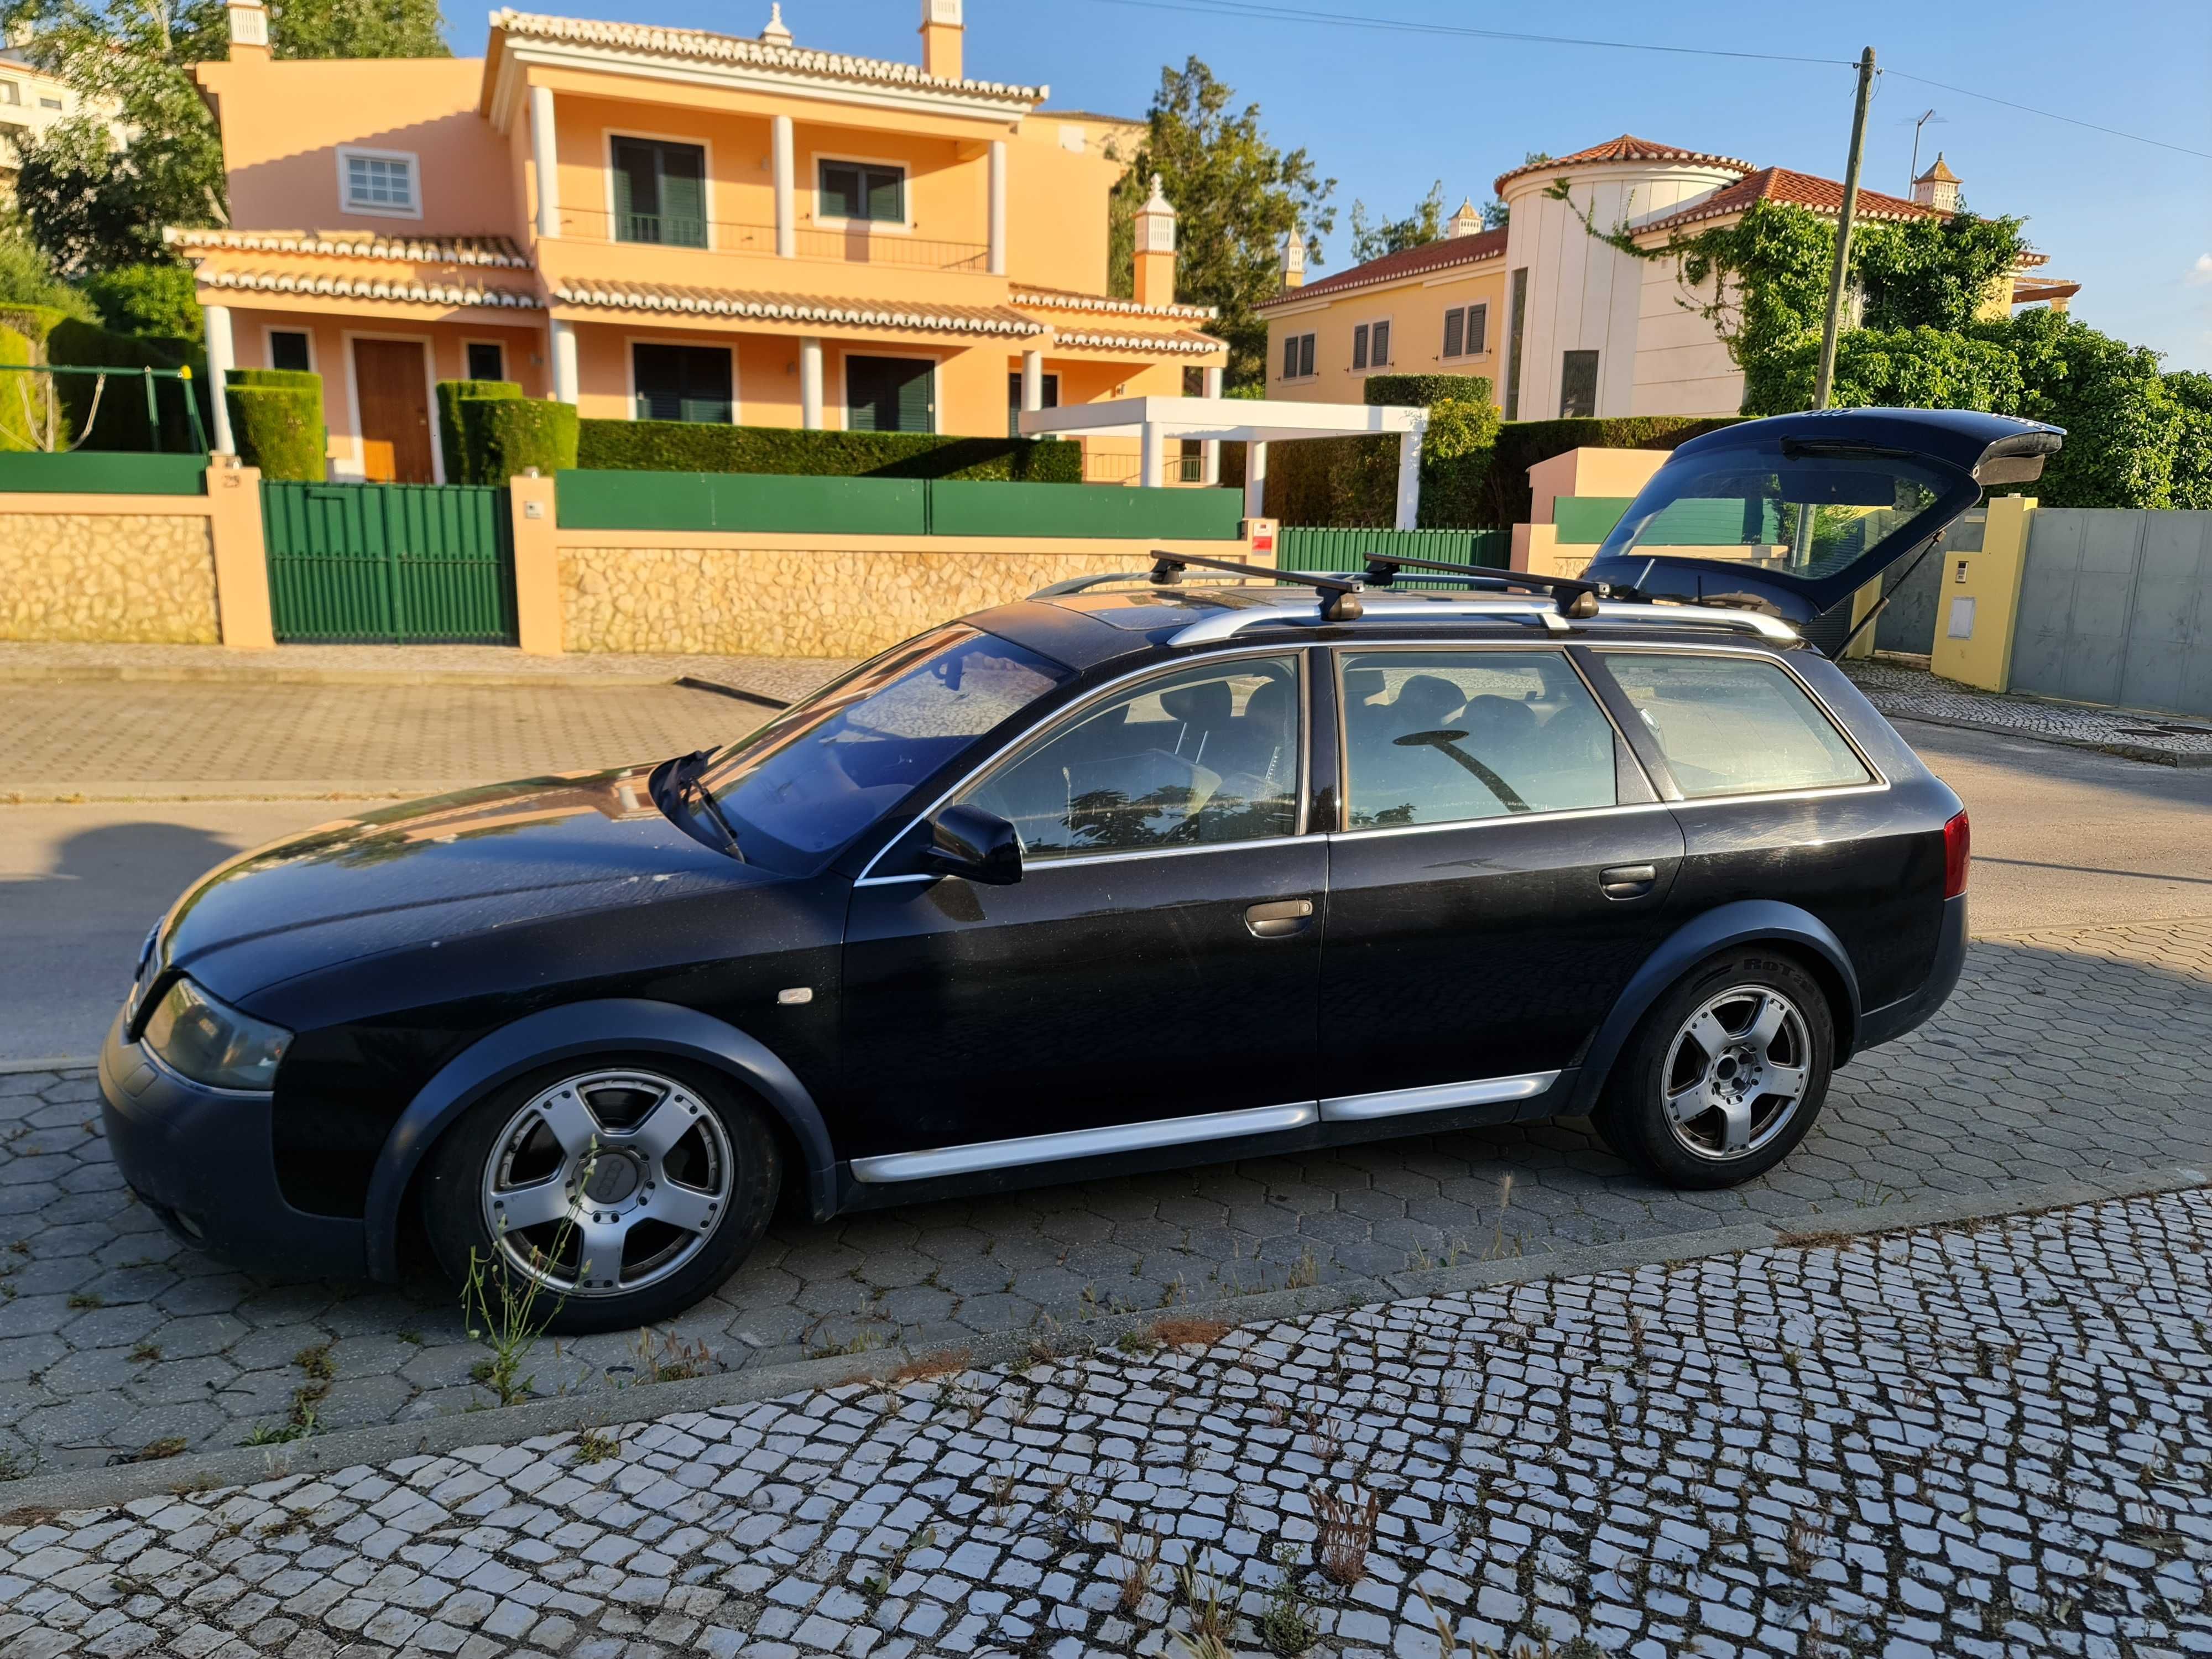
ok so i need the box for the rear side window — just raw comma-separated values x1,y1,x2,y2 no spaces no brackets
1599,653,1871,799
962,655,1301,859
1339,650,1616,827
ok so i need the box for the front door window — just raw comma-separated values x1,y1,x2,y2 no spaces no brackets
847,354,935,433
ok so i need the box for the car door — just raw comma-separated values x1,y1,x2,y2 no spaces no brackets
834,649,1324,1175
1318,643,1685,1117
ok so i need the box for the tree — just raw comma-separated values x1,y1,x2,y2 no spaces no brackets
85,263,204,339
1348,179,1444,264
1480,152,1548,231
1109,57,1335,388
269,0,447,59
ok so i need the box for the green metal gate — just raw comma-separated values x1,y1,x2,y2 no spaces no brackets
263,482,518,645
1278,525,1509,583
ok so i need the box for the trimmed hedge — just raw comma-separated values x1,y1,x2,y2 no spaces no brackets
1364,373,1493,408
49,320,212,453
0,305,67,353
576,420,1083,482
459,397,578,484
226,368,325,481
0,324,40,451
436,379,522,481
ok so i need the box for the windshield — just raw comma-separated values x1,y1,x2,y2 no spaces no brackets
700,625,1072,870
1594,446,1970,585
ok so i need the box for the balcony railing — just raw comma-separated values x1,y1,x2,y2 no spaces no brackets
554,207,990,273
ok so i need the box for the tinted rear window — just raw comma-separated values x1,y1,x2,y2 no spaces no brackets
1599,653,1871,799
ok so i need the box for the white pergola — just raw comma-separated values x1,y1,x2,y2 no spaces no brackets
1017,395,1430,530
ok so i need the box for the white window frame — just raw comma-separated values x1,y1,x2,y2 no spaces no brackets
336,145,423,220
1443,303,1490,362
625,335,740,426
263,325,316,374
603,127,719,252
812,150,914,235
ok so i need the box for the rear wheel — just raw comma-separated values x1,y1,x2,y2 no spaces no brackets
421,1060,780,1334
1592,951,1833,1189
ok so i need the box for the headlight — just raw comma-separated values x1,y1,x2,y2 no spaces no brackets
140,978,292,1092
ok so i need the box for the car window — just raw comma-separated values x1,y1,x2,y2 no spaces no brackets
1599,653,1871,799
1339,650,1616,828
961,655,1301,860
704,625,1072,869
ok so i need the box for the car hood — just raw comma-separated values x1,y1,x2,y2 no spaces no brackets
1582,408,2065,627
152,765,772,998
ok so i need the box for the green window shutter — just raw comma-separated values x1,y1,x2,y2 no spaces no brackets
865,166,904,222
634,343,679,421
660,144,707,247
821,162,862,218
1443,308,1464,359
1282,335,1297,379
612,138,651,241
898,358,933,432
1352,325,1368,371
680,346,733,424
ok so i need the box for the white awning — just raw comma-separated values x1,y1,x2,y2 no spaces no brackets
1018,396,1429,528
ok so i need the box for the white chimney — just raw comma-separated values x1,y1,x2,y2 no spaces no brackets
1280,226,1306,288
1912,152,1960,214
1446,197,1482,239
759,3,791,46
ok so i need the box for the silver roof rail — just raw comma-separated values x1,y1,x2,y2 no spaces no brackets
1166,593,1799,647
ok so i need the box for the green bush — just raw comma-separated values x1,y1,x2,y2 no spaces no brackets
0,324,43,451
576,420,1083,482
458,397,578,484
436,379,522,481
0,234,96,326
82,265,202,342
1364,373,1493,408
226,368,324,481
0,304,69,354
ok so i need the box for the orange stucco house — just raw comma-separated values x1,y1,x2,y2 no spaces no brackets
177,0,1224,483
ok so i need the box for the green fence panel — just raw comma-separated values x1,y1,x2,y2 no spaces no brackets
555,469,926,535
0,452,206,495
1277,525,1509,582
930,479,1244,540
262,481,515,644
1552,496,1634,545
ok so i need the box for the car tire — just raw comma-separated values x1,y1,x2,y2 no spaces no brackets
420,1057,781,1335
1592,950,1834,1190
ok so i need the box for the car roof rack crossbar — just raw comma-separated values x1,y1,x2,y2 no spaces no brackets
1030,571,1165,598
1149,550,1366,622
1359,551,1608,618
1166,594,1797,648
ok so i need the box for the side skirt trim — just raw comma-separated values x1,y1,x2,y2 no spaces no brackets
1320,1071,1559,1123
850,1101,1319,1185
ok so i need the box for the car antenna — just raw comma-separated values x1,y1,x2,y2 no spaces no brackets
1359,551,1610,619
1150,550,1366,622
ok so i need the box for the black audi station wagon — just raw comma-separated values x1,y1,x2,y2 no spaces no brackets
100,408,2059,1331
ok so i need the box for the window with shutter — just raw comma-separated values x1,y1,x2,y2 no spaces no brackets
1371,320,1390,367
1297,333,1315,378
1282,335,1298,379
1468,304,1488,356
633,344,733,424
849,355,936,433
1442,307,1464,359
1352,325,1369,371
1006,372,1060,436
612,138,708,247
820,160,906,223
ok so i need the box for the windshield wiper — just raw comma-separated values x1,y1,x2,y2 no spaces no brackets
667,749,746,862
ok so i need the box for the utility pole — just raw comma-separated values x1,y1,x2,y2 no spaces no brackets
1812,46,1877,411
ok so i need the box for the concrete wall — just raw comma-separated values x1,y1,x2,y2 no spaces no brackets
2008,507,2212,717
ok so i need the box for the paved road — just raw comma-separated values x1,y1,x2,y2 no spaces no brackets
7,1188,2206,1657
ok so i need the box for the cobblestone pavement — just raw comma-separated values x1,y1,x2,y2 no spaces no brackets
5,1185,2208,1658
1845,660,2212,764
2,915,2207,1475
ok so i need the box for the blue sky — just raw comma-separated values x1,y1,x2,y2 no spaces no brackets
471,0,2212,371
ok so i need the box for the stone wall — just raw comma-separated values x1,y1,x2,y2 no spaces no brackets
560,541,1223,658
0,510,221,644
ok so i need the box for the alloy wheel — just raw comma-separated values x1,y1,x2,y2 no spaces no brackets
479,1068,733,1297
1660,985,1813,1161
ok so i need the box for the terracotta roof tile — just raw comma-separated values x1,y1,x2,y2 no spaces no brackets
1494,135,1752,196
491,9,1043,105
549,280,1045,336
1633,166,1940,237
1053,327,1224,356
195,269,542,307
165,229,530,267
1010,286,1218,322
1255,228,1506,312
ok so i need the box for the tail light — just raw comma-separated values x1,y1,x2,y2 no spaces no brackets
1942,810,1971,900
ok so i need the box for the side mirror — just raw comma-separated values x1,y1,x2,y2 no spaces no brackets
922,804,1022,886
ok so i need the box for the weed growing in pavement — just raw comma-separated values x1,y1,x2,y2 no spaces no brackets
0,1448,34,1483
631,1327,720,1384
1301,1410,1344,1467
129,1342,160,1363
66,1291,103,1310
396,1329,425,1346
1111,1520,1162,1615
1313,1483,1380,1587
571,1426,620,1465
462,1213,578,1408
1258,1542,1318,1655
1178,1556,1235,1646
243,1342,337,1444
1486,1172,1521,1260
120,1438,187,1463
1285,1247,1321,1290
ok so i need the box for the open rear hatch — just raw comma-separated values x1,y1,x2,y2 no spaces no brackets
1582,409,2064,634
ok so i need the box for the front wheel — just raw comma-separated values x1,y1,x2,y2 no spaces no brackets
420,1060,781,1334
1592,951,1834,1189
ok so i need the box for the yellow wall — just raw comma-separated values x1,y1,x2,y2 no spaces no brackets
1005,113,1133,295
1262,258,1506,405
1931,494,2034,691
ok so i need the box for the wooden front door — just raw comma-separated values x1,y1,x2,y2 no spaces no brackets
353,339,434,483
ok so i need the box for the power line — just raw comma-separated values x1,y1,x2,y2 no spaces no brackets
1069,0,2212,163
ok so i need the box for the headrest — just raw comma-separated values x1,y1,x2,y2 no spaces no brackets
1160,679,1233,726
1391,674,1465,726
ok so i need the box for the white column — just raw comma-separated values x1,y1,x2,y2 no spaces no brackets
988,139,1007,276
530,84,560,239
1394,420,1425,531
1020,349,1042,414
549,318,579,404
800,336,824,429
204,304,236,454
773,115,795,258
1199,364,1222,486
1139,422,1164,489
1245,439,1267,518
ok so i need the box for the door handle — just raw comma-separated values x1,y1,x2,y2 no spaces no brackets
1244,898,1315,938
1600,864,1657,900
